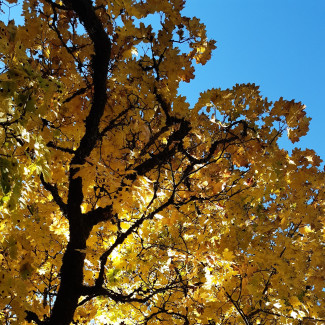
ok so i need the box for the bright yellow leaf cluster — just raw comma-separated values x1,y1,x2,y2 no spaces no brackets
0,1,323,324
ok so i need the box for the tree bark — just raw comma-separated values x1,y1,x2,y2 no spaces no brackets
43,0,111,323
47,212,93,324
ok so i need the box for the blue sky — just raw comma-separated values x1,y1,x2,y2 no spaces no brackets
180,0,325,164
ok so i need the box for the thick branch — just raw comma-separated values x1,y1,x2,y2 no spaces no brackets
25,311,45,325
80,286,147,303
99,106,132,137
47,1,111,324
64,0,111,215
179,120,252,166
68,0,111,162
40,173,67,215
134,120,191,176
84,205,116,227
154,89,183,125
47,141,75,154
62,87,89,104
80,281,179,305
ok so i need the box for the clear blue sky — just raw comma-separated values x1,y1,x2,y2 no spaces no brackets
4,0,325,163
180,0,325,164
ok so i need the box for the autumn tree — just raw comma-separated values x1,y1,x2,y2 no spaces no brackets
0,0,324,324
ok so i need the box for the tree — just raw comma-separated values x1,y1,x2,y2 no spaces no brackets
0,0,324,324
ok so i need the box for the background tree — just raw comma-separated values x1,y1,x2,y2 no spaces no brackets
0,0,324,324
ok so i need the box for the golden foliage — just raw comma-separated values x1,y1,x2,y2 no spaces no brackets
0,0,323,324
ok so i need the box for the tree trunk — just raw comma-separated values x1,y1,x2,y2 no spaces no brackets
48,219,91,325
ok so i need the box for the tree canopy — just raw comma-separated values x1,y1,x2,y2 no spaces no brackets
0,0,324,324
